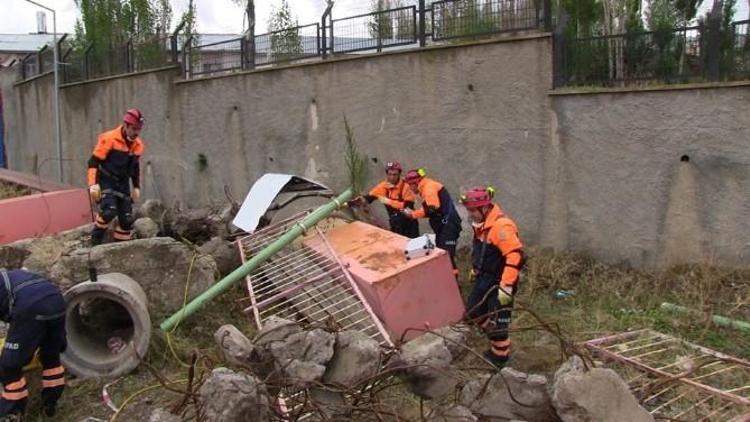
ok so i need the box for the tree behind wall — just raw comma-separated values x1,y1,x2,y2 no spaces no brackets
73,0,172,76
268,0,303,60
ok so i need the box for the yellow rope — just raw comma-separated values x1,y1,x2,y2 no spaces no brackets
109,379,188,422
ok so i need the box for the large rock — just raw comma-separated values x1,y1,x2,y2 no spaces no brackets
136,199,169,224
394,331,460,400
50,237,217,316
268,329,336,386
133,217,160,239
214,324,255,369
551,358,653,422
198,367,270,422
254,316,302,348
428,405,478,422
459,368,559,421
431,326,468,359
172,208,225,244
198,236,241,276
323,330,382,388
0,224,91,277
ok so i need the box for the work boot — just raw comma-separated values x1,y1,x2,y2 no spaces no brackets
42,403,56,418
482,350,509,370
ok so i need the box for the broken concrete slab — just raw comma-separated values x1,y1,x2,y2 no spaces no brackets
427,404,478,422
309,388,347,420
214,324,255,369
253,316,302,348
171,207,225,244
431,325,468,360
394,331,459,400
136,199,169,225
268,328,335,386
0,224,91,277
551,357,653,422
459,368,559,422
323,330,382,388
133,217,159,239
198,367,270,422
198,236,241,276
50,237,217,316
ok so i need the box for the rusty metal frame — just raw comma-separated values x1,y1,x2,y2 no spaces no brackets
236,212,393,347
586,329,750,420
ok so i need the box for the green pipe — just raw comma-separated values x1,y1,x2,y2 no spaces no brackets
160,188,353,332
660,302,750,334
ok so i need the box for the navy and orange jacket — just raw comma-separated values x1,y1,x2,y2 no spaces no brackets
87,125,144,189
365,179,416,216
411,177,458,222
471,204,524,286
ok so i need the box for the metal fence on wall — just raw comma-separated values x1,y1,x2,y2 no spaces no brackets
733,20,750,78
61,35,178,84
432,0,547,41
183,0,551,79
556,17,750,87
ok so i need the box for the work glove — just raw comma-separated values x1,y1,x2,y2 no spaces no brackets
89,184,102,202
131,188,141,202
402,208,414,219
497,283,513,306
377,196,391,205
346,196,364,207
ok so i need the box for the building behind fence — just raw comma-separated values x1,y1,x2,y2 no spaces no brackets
10,0,750,88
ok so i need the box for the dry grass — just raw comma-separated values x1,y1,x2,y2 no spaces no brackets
0,180,32,201
36,246,748,421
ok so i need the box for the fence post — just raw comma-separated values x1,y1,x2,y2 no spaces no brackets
552,11,568,88
240,37,247,70
183,36,193,79
126,39,133,73
706,9,722,81
84,45,92,80
37,46,46,75
321,2,333,58
544,0,553,32
419,0,426,47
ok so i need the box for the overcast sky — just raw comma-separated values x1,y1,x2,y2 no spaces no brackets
0,0,381,35
1,0,747,36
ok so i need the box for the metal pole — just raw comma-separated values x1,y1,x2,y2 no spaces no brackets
24,0,62,182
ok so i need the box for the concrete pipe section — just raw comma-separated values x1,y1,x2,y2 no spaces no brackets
62,273,151,378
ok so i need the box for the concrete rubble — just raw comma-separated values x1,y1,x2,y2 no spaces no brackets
551,356,654,422
133,217,160,239
198,367,270,422
198,236,241,276
323,330,382,388
427,404,479,422
392,329,463,400
460,368,559,421
214,324,256,369
50,237,217,316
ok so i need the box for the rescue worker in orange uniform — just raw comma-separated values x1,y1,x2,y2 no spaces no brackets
87,109,145,245
460,186,524,368
402,168,462,276
354,161,420,238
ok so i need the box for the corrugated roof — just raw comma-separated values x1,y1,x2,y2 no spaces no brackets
0,33,59,53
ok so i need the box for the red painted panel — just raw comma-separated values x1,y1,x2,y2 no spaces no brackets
0,189,91,245
307,221,466,342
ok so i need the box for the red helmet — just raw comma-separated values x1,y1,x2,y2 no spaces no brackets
404,168,426,184
123,108,144,129
385,161,402,173
460,186,494,209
